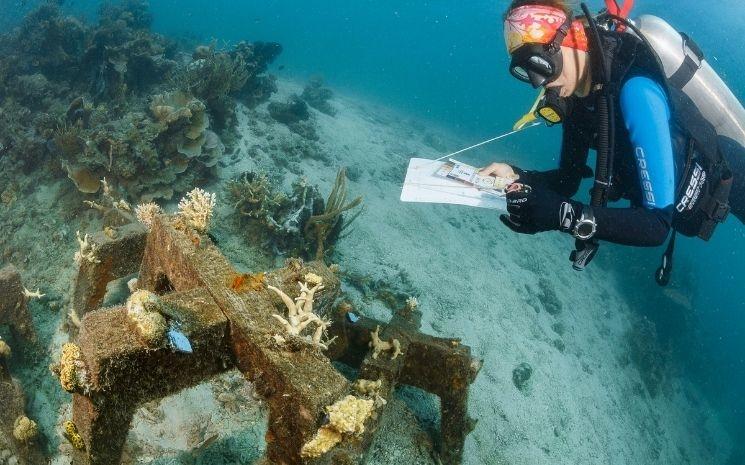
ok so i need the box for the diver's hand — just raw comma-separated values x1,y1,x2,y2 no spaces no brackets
479,163,518,180
499,184,579,235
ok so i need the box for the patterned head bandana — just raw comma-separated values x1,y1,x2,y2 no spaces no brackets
504,5,589,54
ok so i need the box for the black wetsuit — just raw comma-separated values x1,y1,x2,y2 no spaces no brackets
515,33,745,247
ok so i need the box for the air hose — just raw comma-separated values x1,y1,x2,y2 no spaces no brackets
571,3,617,271
581,2,614,208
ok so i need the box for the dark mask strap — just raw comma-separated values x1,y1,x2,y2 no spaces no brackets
547,16,573,54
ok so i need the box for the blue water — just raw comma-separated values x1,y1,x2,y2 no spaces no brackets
2,0,744,459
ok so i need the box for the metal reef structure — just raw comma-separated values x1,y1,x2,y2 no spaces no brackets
59,215,482,465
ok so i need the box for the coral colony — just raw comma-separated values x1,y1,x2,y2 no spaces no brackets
0,2,479,465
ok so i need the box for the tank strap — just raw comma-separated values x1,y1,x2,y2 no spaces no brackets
668,35,704,90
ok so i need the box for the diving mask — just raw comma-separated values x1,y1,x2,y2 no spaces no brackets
504,5,588,88
509,43,565,88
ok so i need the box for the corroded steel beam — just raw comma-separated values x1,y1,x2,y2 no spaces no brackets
65,216,480,465
70,288,232,465
68,222,148,318
328,303,481,465
0,264,36,341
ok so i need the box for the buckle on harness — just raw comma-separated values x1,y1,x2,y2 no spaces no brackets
702,199,730,223
711,201,730,222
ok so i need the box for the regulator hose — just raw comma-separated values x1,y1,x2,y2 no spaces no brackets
581,2,614,208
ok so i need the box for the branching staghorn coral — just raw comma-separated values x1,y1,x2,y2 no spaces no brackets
22,288,45,299
134,202,163,230
305,168,363,260
369,326,403,360
267,280,336,350
176,187,216,233
74,231,100,265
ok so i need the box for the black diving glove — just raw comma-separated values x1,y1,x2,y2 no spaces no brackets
500,183,581,235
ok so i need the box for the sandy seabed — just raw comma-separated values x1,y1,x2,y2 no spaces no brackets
3,78,731,465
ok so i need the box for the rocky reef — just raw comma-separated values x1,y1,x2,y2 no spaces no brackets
0,1,281,202
301,76,336,117
268,94,318,140
226,168,362,261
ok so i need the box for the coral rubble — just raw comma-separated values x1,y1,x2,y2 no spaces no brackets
268,94,318,140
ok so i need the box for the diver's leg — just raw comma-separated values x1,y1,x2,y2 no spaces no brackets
721,138,745,223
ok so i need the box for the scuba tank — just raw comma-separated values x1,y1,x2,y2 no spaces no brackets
632,15,745,148
601,10,737,284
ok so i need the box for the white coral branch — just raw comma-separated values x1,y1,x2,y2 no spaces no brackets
177,187,216,233
74,231,100,265
370,326,403,360
268,281,334,350
22,287,45,299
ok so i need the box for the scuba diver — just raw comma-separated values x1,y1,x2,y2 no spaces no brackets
482,0,745,284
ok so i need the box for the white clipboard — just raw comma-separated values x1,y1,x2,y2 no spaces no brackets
400,158,508,211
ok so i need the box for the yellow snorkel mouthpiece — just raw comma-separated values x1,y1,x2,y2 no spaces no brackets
513,88,545,131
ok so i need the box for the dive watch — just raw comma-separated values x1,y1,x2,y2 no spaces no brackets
572,205,597,240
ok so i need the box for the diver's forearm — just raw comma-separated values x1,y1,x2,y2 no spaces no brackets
593,206,672,247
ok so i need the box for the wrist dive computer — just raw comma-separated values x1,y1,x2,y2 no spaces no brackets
572,205,597,240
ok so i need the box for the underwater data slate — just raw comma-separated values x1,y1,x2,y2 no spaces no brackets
400,158,509,211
